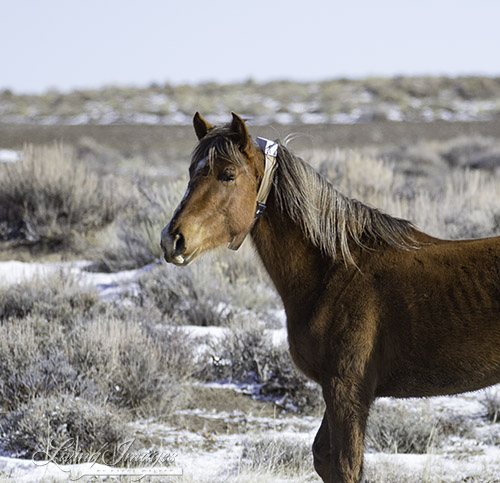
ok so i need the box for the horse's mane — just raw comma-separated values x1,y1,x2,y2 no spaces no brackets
274,142,417,265
190,125,417,265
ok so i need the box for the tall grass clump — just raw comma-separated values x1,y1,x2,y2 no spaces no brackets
365,400,473,454
0,143,127,251
480,388,500,423
239,437,313,479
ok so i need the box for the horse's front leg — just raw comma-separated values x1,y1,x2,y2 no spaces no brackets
321,377,373,483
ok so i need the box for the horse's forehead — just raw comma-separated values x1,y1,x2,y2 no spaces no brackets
189,154,229,179
192,156,208,172
190,149,240,173
190,135,251,177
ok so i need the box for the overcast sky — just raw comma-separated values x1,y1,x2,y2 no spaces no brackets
2,0,499,93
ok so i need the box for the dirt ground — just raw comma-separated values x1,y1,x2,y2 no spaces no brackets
1,120,500,154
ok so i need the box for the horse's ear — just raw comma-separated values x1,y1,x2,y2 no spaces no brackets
193,112,213,140
230,112,251,153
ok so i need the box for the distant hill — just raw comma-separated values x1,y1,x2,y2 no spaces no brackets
1,76,500,125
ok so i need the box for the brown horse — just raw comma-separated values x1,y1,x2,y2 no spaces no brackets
161,112,500,483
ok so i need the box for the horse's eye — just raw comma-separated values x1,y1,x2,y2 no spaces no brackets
219,167,236,183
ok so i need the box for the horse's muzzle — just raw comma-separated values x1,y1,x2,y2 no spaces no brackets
161,223,188,265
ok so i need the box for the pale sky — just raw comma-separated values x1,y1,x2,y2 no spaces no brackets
1,0,499,93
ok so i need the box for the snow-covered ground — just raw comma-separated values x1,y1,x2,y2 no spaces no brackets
1,259,500,482
1,402,499,482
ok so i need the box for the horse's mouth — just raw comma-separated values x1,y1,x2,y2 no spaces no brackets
166,248,200,266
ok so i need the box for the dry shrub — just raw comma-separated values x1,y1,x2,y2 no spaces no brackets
95,180,187,272
0,312,194,417
199,328,322,414
310,142,500,241
442,136,500,169
0,394,129,459
0,270,195,416
0,143,127,250
0,270,99,322
0,314,82,410
135,263,234,326
0,274,103,409
366,402,441,454
134,247,280,328
70,317,194,414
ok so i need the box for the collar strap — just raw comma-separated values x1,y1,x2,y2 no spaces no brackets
228,137,278,250
254,137,278,217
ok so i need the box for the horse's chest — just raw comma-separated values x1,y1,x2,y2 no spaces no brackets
287,326,323,383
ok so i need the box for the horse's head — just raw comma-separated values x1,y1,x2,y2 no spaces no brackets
161,112,269,266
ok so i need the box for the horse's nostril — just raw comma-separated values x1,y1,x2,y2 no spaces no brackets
173,232,185,255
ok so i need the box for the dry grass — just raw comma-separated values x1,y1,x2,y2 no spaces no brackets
365,400,473,455
305,138,500,241
239,436,315,480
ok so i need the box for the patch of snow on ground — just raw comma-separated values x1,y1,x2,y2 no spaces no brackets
182,325,287,347
0,260,89,285
0,149,21,163
364,444,500,481
0,260,147,298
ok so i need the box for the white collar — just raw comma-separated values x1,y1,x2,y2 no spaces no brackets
227,137,278,250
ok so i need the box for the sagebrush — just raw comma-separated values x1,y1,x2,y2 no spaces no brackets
0,143,128,250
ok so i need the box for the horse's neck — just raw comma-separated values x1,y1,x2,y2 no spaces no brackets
251,195,355,320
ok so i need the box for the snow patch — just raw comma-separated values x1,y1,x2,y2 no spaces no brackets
0,260,146,299
0,149,21,163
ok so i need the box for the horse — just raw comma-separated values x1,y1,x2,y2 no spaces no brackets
160,112,500,483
